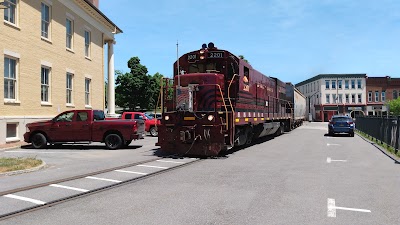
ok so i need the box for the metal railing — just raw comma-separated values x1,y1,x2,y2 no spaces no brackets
355,116,399,154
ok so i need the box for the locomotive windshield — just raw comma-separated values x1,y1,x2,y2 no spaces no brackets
188,62,222,74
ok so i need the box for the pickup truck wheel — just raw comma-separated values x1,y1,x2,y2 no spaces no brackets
105,134,122,150
149,127,158,137
31,133,47,149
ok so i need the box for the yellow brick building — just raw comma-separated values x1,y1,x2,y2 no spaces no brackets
0,0,121,144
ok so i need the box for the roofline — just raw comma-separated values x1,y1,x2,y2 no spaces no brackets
84,0,123,34
295,74,367,87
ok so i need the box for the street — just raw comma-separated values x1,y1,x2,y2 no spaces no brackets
0,122,399,225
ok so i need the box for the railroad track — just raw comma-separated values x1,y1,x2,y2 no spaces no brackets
0,156,201,221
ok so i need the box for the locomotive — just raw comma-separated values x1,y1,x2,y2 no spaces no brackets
157,43,306,156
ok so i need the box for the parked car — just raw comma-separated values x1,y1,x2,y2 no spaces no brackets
147,112,162,120
24,110,145,149
107,112,160,137
328,115,355,137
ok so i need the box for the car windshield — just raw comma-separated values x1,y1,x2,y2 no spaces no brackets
144,113,154,119
332,116,352,122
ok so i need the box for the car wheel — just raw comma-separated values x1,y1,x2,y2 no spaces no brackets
105,134,123,150
149,127,158,137
31,133,47,149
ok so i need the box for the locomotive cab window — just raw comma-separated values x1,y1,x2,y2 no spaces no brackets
243,66,250,91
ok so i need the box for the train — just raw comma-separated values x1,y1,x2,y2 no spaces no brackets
157,43,306,156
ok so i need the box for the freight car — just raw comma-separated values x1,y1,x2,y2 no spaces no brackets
157,43,305,156
285,83,306,128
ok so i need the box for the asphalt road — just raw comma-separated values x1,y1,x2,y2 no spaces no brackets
0,123,399,225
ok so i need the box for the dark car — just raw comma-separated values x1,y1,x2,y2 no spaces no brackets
328,115,355,137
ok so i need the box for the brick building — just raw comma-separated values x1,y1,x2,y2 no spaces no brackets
0,0,121,144
365,76,400,116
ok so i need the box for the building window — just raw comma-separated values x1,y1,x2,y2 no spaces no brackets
332,94,337,103
66,73,73,104
41,2,51,39
84,30,91,58
338,80,342,89
368,91,372,102
85,78,91,105
338,94,343,103
345,94,349,103
325,80,330,89
351,80,355,89
332,80,336,89
4,57,17,100
375,91,379,102
358,94,362,103
66,18,73,49
351,94,355,103
326,94,330,103
4,0,17,24
6,123,18,139
393,90,398,99
41,67,50,102
357,79,362,89
345,80,349,89
382,91,386,102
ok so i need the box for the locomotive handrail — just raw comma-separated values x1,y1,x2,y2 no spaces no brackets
227,74,238,116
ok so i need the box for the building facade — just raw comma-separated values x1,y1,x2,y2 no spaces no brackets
365,76,400,116
296,74,367,122
0,0,121,144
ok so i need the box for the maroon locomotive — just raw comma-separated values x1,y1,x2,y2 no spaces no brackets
157,43,302,156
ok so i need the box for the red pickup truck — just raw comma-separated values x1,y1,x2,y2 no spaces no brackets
23,109,145,150
108,112,160,137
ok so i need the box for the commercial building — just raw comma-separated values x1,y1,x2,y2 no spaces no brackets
296,74,367,122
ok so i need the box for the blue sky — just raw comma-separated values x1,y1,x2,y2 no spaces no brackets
99,0,400,85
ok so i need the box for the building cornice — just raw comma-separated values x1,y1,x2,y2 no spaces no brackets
295,74,367,87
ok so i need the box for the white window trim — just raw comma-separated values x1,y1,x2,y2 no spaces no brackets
3,0,19,28
41,65,51,104
85,77,91,107
84,29,91,59
4,55,19,103
6,122,19,142
66,17,74,51
41,1,52,41
66,72,74,105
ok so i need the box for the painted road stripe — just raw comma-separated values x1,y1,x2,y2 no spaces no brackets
85,176,121,183
49,184,89,192
4,194,46,205
137,165,168,169
114,170,148,175
328,198,371,217
156,160,185,164
327,143,341,146
327,157,347,163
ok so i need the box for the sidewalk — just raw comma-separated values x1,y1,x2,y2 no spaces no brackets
0,141,29,151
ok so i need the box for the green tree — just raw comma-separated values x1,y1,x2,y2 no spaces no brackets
388,98,400,115
115,57,165,111
238,55,249,63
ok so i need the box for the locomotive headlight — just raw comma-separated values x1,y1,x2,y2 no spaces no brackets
200,55,205,59
200,50,205,54
207,115,214,121
164,115,170,121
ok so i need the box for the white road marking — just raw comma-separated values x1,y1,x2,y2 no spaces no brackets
114,170,148,175
327,143,341,146
49,184,89,192
137,165,168,169
85,176,121,183
327,157,347,163
4,194,46,205
156,160,185,164
5,151,75,154
328,198,371,217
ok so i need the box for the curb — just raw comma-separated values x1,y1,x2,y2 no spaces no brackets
0,161,47,176
356,131,400,163
0,144,30,152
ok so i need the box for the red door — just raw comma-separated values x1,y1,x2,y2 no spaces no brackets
48,111,76,142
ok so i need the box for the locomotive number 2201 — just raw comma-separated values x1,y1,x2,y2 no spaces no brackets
208,52,224,58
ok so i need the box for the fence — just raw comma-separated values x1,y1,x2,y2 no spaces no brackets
355,116,399,154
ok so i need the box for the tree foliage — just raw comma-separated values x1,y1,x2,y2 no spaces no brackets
238,55,249,63
388,98,400,115
115,57,164,111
